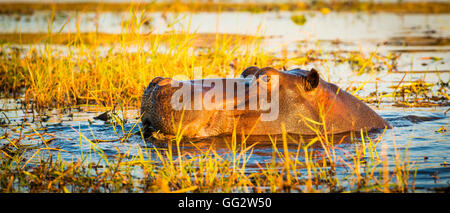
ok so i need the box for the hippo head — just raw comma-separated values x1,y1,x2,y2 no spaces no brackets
240,66,321,98
241,66,319,91
141,66,389,138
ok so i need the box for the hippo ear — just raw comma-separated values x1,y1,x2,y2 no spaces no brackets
305,68,320,91
241,66,260,78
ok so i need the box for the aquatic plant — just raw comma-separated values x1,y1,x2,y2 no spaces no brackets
290,14,307,26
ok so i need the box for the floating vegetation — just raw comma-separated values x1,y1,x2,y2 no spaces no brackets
290,14,307,26
384,36,450,46
344,52,384,74
320,7,331,15
388,80,449,107
435,126,447,133
391,81,434,98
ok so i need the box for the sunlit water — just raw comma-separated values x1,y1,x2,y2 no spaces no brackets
0,9,449,192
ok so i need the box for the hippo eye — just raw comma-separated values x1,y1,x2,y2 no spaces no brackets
260,75,271,83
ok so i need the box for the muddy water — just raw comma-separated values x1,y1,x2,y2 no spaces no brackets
0,10,449,192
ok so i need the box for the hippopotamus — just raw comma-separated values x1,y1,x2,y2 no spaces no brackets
141,67,390,138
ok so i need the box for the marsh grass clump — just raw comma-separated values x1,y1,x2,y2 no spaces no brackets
392,80,434,100
0,26,269,111
385,79,449,107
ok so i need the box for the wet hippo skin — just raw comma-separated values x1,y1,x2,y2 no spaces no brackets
141,67,391,138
